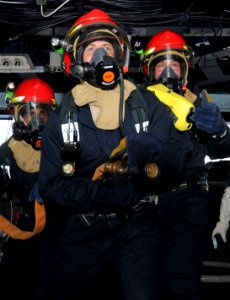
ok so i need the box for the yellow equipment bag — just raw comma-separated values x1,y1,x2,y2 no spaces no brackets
147,83,195,131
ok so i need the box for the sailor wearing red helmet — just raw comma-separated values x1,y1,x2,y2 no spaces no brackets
141,30,230,300
60,8,130,84
8,78,57,150
143,29,194,93
0,78,57,300
35,9,186,300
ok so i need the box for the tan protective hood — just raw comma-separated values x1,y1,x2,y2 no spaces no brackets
8,137,40,173
72,80,136,130
184,88,197,103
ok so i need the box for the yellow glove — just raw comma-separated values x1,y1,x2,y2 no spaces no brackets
110,137,127,160
92,164,106,181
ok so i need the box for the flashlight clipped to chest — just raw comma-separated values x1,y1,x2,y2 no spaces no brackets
60,111,80,177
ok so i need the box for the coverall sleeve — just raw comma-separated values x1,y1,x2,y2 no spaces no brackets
205,127,230,159
137,88,186,185
38,110,98,212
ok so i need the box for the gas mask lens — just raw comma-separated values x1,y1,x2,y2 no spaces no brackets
30,114,46,132
16,103,50,150
18,103,50,131
12,102,52,150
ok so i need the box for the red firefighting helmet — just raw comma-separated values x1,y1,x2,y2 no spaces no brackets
8,78,57,149
143,30,194,86
8,78,57,123
61,8,130,75
10,78,57,107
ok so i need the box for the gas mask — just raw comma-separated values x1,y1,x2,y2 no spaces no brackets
157,67,183,94
13,103,50,150
29,114,46,150
71,47,120,89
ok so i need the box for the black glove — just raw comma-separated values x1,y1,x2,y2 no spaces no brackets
191,101,227,137
92,176,136,211
126,132,159,175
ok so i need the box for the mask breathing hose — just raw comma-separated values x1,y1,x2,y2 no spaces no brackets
118,69,125,138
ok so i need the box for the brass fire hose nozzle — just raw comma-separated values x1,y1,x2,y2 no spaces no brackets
104,159,159,180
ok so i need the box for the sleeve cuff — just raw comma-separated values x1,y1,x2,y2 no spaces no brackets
211,128,227,140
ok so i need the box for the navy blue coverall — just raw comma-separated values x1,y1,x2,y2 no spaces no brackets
35,87,185,300
0,140,41,300
155,100,230,300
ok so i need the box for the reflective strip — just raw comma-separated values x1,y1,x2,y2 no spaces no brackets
205,155,230,164
134,121,149,133
61,121,79,143
0,164,11,179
